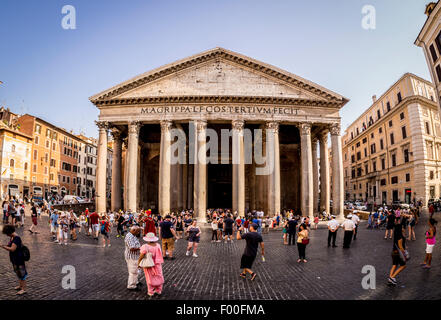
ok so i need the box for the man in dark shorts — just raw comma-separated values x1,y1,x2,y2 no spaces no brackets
236,223,264,280
29,204,39,234
223,214,235,243
388,218,406,286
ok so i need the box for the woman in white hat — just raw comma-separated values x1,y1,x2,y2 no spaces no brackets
138,232,164,297
58,212,69,246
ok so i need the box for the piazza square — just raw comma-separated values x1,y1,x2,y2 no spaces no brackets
1,1,441,314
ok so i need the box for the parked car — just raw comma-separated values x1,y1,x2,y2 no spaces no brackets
62,195,85,204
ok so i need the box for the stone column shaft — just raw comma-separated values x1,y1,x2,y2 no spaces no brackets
159,121,172,215
177,163,183,210
194,120,207,221
182,162,188,210
127,121,140,213
266,122,280,217
319,133,330,215
300,123,314,219
232,120,245,217
312,139,319,214
96,121,108,214
111,129,122,211
331,124,344,220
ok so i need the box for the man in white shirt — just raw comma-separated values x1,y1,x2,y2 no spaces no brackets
327,215,340,247
352,212,360,240
341,214,356,249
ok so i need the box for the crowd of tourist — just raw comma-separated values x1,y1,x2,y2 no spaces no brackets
0,199,437,296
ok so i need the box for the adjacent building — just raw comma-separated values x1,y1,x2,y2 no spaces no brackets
415,1,441,115
76,134,98,199
15,114,103,200
0,108,32,200
342,73,441,206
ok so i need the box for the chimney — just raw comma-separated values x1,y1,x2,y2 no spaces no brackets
425,2,437,16
372,95,377,103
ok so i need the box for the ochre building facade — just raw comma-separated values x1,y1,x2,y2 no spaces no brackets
342,73,441,206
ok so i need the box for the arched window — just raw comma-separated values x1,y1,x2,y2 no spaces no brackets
10,159,14,167
11,144,15,152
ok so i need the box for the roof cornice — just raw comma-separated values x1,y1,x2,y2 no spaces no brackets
415,0,441,45
95,95,342,108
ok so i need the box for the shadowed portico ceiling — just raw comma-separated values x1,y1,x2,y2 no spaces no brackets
90,47,349,108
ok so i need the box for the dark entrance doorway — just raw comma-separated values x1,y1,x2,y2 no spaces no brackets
208,164,232,209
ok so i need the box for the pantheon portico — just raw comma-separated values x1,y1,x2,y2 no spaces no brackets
90,48,348,221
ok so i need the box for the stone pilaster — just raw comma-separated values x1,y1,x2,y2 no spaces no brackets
159,120,173,215
299,123,313,219
330,123,344,220
232,120,245,217
126,121,141,213
319,132,330,215
95,121,109,214
110,128,123,212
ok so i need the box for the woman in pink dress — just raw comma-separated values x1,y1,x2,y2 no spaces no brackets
138,232,164,297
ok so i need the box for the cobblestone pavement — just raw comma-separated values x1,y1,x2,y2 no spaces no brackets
0,209,440,300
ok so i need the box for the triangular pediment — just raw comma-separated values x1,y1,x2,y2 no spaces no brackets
90,48,348,107
116,59,325,100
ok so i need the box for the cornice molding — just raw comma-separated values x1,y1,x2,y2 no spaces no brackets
95,95,342,108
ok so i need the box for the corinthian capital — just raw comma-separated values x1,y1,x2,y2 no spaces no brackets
195,120,207,133
95,121,109,130
298,123,311,136
329,123,341,136
160,120,173,133
110,127,123,140
128,121,141,135
265,121,279,133
232,120,244,131
318,131,329,144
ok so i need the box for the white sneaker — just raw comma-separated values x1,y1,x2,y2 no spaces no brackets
186,251,191,256
192,253,198,258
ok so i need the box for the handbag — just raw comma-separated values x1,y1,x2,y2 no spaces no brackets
403,249,410,260
302,238,310,245
139,252,155,268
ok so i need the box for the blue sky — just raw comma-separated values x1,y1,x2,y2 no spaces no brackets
0,0,432,137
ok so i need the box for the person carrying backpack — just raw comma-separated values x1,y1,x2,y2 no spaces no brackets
100,215,111,248
1,224,29,295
